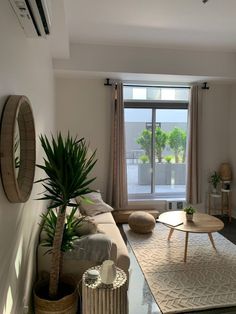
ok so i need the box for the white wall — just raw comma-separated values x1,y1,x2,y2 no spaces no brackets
0,2,55,313
55,78,111,199
54,43,236,80
55,78,234,213
199,84,231,210
229,86,236,217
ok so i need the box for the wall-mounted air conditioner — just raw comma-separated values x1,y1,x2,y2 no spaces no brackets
9,0,51,38
167,200,186,211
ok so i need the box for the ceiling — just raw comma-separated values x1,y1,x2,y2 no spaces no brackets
64,0,236,52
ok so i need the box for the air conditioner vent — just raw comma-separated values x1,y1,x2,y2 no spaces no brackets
9,0,51,38
167,200,186,211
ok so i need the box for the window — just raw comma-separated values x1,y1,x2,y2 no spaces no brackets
124,85,189,200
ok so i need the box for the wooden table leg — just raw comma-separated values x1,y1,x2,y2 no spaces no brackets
221,191,224,216
208,232,216,250
208,194,211,215
228,192,232,223
184,232,189,263
168,228,174,241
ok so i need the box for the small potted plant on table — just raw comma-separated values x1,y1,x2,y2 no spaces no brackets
184,205,196,222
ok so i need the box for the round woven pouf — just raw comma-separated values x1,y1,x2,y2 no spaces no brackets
128,211,156,234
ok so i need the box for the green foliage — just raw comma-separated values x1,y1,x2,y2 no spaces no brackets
181,131,187,162
209,171,221,189
36,132,97,298
136,129,152,161
155,127,168,162
164,155,172,163
168,127,186,163
136,127,168,162
184,206,196,214
136,126,187,163
36,133,97,211
139,154,149,164
41,207,85,254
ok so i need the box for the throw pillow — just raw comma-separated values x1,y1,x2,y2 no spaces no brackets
75,217,98,236
76,191,113,217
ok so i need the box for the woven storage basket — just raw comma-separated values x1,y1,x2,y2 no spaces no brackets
34,276,78,314
219,163,232,181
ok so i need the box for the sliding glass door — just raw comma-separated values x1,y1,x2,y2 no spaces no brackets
124,86,189,200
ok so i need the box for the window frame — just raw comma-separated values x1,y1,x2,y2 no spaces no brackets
124,99,189,200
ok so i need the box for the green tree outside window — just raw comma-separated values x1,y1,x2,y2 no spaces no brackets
168,127,186,163
155,127,168,162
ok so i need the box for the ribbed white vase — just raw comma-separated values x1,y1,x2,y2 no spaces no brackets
100,260,116,284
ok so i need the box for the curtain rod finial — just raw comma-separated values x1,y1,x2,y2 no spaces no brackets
202,82,209,90
104,78,112,86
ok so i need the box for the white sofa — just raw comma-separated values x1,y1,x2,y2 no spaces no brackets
37,211,130,281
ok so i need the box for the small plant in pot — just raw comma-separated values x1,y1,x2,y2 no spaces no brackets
184,205,196,222
209,171,221,193
34,133,97,314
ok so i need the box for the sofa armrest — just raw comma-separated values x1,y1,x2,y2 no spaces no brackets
96,223,130,275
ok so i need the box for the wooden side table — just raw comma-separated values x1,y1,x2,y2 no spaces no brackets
208,190,232,222
82,266,128,314
208,193,221,216
221,189,232,222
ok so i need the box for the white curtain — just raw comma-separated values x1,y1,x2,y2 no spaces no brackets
107,82,128,209
186,85,201,204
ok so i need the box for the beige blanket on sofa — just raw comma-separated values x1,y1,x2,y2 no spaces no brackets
64,234,112,263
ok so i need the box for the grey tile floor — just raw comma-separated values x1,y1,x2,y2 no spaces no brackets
121,216,236,314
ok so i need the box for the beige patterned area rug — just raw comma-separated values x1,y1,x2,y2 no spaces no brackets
123,223,236,314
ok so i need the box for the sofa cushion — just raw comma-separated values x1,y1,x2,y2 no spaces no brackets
98,223,130,274
76,192,113,216
75,217,98,236
92,212,116,225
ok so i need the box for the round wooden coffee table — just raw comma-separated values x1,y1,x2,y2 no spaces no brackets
158,211,224,262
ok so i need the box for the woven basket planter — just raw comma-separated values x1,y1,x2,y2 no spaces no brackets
34,276,78,314
219,163,232,181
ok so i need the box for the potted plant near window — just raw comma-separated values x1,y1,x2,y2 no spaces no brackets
209,171,221,193
34,133,97,314
184,205,196,222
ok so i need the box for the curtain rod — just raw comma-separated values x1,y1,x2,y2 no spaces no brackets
104,78,210,90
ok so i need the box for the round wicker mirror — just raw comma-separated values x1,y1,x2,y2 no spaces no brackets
0,95,36,202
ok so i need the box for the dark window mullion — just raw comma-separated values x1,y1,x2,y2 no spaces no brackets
151,109,156,194
124,101,188,109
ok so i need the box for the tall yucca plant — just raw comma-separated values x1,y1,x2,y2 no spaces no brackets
36,133,97,299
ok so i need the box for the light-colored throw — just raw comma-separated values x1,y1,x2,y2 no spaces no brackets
123,223,236,314
64,234,112,263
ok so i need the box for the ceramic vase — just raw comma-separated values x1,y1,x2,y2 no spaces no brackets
212,187,217,194
100,260,116,284
186,213,193,222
